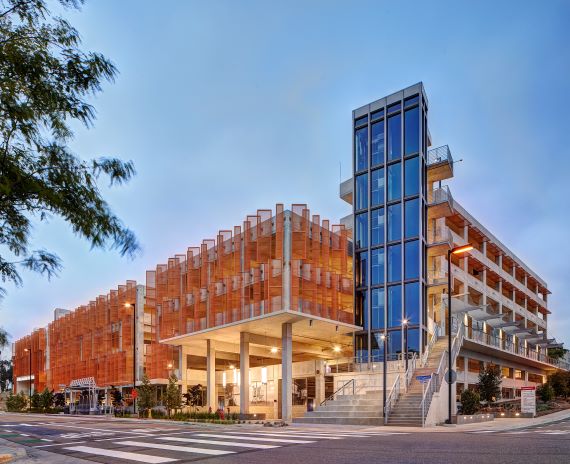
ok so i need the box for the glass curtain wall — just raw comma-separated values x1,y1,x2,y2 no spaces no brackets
353,90,427,363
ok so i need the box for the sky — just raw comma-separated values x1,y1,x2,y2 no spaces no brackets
1,0,570,356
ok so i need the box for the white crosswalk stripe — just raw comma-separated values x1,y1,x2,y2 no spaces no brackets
64,445,177,463
195,433,316,443
159,436,280,449
116,441,235,455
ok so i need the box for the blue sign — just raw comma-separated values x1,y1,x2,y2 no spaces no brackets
416,375,431,383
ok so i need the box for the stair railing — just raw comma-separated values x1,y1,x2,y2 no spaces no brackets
405,352,418,391
421,324,441,367
383,374,401,424
320,378,354,406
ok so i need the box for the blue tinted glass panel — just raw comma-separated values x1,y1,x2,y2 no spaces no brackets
387,244,402,282
404,198,420,238
355,334,368,363
388,285,402,328
405,95,419,107
371,109,384,121
387,203,401,242
356,251,368,287
387,114,401,161
404,282,420,325
370,333,384,360
387,162,401,201
355,127,368,172
405,107,419,155
354,115,368,127
371,208,384,246
356,290,368,329
404,240,419,280
355,173,368,210
404,156,420,197
371,288,385,330
405,328,420,354
388,102,401,114
355,212,368,249
371,121,385,166
388,329,402,359
371,168,384,206
371,248,385,285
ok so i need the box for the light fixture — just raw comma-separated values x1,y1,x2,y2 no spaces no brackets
270,347,278,354
333,346,341,353
167,363,173,369
451,244,474,255
229,364,235,370
402,318,409,325
124,303,132,308
261,367,268,384
233,367,238,384
222,372,227,388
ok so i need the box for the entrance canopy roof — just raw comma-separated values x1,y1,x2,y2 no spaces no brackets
161,310,361,362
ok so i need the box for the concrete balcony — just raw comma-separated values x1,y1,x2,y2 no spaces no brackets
427,186,454,219
340,213,353,231
339,178,353,205
427,145,453,182
426,227,453,257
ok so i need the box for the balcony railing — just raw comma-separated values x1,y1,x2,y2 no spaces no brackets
427,145,453,168
427,185,453,207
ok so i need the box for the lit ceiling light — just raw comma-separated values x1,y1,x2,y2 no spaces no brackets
333,346,341,353
270,347,278,354
451,244,474,255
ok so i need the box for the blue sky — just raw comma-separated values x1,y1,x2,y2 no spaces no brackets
2,0,569,354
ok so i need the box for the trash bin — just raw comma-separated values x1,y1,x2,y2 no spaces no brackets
307,398,315,412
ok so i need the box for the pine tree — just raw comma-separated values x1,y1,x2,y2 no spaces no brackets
477,364,502,404
137,374,156,418
165,374,181,417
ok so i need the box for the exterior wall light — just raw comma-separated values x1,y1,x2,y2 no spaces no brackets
270,347,278,354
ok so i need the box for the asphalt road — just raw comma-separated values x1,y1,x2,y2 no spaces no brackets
1,413,569,464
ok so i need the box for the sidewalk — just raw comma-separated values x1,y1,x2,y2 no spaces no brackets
0,437,90,463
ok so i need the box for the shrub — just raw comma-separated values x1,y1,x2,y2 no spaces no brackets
537,383,555,402
547,372,569,398
461,389,480,415
477,364,502,404
6,392,27,412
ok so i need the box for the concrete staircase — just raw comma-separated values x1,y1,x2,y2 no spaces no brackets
293,390,384,425
385,338,447,426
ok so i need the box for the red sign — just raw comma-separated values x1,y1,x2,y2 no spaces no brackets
131,389,138,399
521,386,536,390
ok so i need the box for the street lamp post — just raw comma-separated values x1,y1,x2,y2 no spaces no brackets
402,319,409,372
24,348,31,411
125,303,137,415
381,332,388,423
446,244,473,424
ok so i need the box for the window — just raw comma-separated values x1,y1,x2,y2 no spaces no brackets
355,334,368,362
355,173,368,210
404,282,420,324
371,208,384,246
371,168,384,206
405,328,420,354
370,333,384,360
356,290,368,329
388,102,401,114
356,251,368,287
387,329,402,359
355,212,368,249
404,198,419,238
404,156,420,197
387,244,402,282
404,240,419,280
371,248,384,285
387,203,401,242
387,113,401,161
355,127,368,172
387,162,401,201
354,115,368,127
371,121,385,166
404,106,420,155
371,288,385,329
371,109,384,122
405,95,419,107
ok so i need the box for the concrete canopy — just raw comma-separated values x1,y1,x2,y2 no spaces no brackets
160,310,361,362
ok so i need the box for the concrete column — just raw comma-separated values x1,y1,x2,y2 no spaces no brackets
463,356,469,388
315,360,326,405
206,340,216,411
240,332,250,415
179,346,190,393
282,322,293,422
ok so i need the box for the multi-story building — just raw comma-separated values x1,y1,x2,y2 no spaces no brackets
12,83,567,425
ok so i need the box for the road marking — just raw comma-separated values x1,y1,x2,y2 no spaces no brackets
35,441,87,448
468,430,494,434
65,445,177,463
196,433,315,444
41,438,52,442
116,441,235,456
159,436,279,449
19,433,30,437
221,431,344,439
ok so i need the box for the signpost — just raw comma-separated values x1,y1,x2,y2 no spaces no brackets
416,375,432,427
521,386,536,417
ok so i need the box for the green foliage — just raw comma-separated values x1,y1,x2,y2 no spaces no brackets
110,388,122,407
0,328,7,350
548,347,568,360
0,0,140,298
183,384,204,411
165,374,181,416
537,383,555,402
169,411,238,423
461,389,480,415
477,364,502,403
136,374,155,415
547,371,569,398
53,392,65,408
6,391,27,411
39,387,54,411
0,359,12,392
30,390,41,409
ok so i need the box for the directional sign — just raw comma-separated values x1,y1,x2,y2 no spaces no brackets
416,375,431,383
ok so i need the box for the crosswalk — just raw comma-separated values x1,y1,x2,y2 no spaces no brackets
52,428,409,463
468,428,570,436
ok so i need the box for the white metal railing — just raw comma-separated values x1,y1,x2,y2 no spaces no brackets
427,227,453,246
384,374,401,424
321,379,354,406
421,324,441,367
427,145,453,168
427,186,453,207
405,352,418,390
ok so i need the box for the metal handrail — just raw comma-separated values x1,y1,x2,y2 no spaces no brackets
405,352,418,390
427,145,453,167
320,378,354,406
384,374,401,424
428,185,453,207
421,324,440,367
